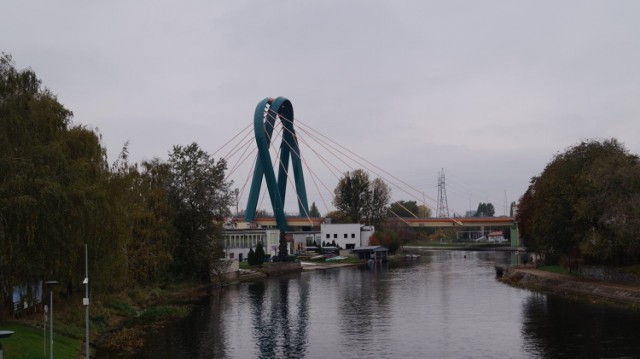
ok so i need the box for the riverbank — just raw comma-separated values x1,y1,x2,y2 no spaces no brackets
501,266,640,308
1,281,212,358
404,244,521,252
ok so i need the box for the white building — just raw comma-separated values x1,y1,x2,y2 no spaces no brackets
223,228,285,262
289,231,322,253
320,223,375,250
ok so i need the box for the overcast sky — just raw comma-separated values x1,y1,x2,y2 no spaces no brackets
2,1,639,216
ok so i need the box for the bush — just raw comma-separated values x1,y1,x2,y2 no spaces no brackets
248,247,256,265
255,242,266,265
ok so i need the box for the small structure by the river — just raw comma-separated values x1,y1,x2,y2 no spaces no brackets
352,246,388,262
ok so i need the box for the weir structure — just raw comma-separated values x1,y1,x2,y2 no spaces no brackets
244,97,309,231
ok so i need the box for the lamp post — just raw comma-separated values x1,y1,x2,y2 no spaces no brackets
44,280,59,359
234,188,239,219
83,244,90,358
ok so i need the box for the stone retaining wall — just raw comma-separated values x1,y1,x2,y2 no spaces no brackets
501,269,640,307
577,265,640,286
262,262,302,276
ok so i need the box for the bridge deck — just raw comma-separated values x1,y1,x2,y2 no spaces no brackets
250,217,515,228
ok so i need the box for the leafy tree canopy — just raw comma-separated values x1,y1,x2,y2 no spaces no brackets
167,143,233,281
333,169,391,227
309,202,321,217
516,139,640,265
388,200,419,218
475,203,495,217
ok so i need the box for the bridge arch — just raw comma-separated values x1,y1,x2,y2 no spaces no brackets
244,97,309,231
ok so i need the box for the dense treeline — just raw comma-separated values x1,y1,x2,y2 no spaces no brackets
517,139,640,266
0,53,232,316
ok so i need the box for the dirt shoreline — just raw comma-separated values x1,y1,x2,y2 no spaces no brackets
501,266,640,308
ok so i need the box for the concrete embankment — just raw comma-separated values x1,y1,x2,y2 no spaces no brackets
501,267,640,307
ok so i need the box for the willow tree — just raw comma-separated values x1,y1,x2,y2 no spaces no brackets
0,53,113,309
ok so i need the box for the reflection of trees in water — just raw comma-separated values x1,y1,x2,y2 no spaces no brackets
128,291,230,358
199,290,230,358
338,265,392,346
521,293,640,358
248,275,309,358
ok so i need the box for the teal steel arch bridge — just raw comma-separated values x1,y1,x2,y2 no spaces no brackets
241,97,517,245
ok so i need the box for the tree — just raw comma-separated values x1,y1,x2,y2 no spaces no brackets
255,242,266,265
309,202,321,217
325,210,350,224
0,53,122,306
126,158,175,284
417,204,432,218
388,200,420,217
333,169,370,223
368,230,402,254
277,230,288,261
167,143,233,281
474,203,495,217
333,169,391,226
247,247,256,266
517,139,640,265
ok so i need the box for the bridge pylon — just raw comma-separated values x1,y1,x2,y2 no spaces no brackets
244,97,309,231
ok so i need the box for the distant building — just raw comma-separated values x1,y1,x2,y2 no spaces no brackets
320,223,375,249
223,228,285,262
289,230,322,253
487,231,507,243
222,223,376,261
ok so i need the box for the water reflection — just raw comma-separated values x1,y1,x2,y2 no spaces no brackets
98,250,640,358
248,275,309,358
337,264,393,356
521,293,640,358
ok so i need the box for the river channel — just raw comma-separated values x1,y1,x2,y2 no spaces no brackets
99,250,640,358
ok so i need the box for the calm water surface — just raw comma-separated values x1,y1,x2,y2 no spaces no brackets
99,250,640,358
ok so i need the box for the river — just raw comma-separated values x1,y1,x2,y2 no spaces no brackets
98,250,640,358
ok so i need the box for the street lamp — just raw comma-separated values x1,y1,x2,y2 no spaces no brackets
234,188,240,219
44,280,59,359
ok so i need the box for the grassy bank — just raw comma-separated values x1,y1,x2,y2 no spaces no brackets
0,322,81,358
538,265,573,275
3,281,209,357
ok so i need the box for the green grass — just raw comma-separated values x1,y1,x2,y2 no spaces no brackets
0,322,81,359
138,305,190,324
539,265,572,275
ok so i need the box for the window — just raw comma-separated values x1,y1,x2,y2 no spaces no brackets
334,234,337,239
351,233,356,238
344,234,348,238
326,234,330,239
